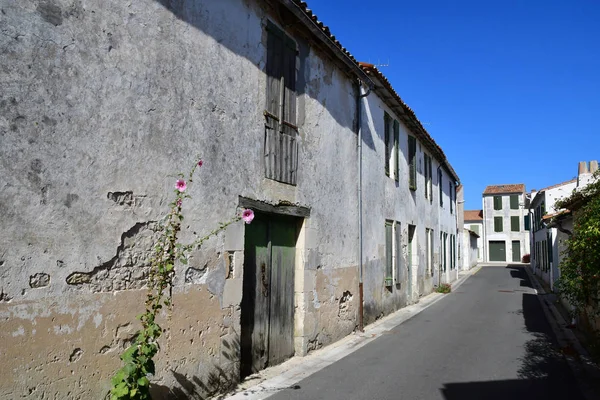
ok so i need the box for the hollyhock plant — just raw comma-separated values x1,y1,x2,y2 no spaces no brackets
175,179,187,192
242,209,255,224
198,160,203,167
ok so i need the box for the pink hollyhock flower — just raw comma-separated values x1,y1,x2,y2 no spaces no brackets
198,160,203,167
242,209,254,224
175,179,187,192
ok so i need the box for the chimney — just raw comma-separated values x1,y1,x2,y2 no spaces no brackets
578,161,595,188
591,160,599,174
578,161,589,175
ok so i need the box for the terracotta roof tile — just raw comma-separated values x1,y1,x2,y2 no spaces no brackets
483,184,526,195
464,210,483,221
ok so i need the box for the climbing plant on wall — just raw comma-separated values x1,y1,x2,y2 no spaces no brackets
555,171,600,321
109,158,254,400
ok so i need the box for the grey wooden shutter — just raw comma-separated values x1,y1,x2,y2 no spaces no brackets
494,217,503,232
395,222,402,284
510,195,519,209
511,216,519,231
409,136,417,190
264,21,297,185
494,196,502,210
384,113,390,176
394,120,399,181
385,221,393,285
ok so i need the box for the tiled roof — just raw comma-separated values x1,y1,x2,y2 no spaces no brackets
358,62,460,182
464,210,483,221
538,178,577,193
483,184,526,195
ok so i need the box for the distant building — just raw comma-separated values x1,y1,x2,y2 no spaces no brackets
482,184,530,262
464,210,483,263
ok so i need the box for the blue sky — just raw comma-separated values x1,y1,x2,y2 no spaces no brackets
306,0,600,210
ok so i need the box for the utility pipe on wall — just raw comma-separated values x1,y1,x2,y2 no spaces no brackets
357,80,371,332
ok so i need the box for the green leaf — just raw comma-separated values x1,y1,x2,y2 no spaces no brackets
137,376,149,386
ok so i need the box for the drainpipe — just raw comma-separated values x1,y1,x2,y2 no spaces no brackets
357,80,371,332
437,165,442,287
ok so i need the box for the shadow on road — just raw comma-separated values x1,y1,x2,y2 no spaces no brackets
440,265,584,400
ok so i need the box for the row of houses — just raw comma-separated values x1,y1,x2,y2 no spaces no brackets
0,0,478,398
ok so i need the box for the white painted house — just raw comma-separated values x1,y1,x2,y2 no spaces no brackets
482,185,530,263
0,0,459,398
464,209,483,264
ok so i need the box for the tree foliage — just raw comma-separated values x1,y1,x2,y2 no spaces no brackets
555,171,600,316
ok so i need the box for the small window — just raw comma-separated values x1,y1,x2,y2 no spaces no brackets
493,196,502,210
424,154,432,201
524,215,530,231
510,195,519,209
511,216,520,232
449,182,454,214
494,216,503,232
408,135,417,190
470,224,480,235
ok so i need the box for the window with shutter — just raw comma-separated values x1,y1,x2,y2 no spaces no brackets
494,216,503,232
393,120,399,182
449,182,454,214
384,113,391,176
385,221,393,286
438,169,443,206
408,135,417,190
510,195,519,209
493,196,502,210
264,21,298,185
394,222,402,284
424,154,433,201
511,216,520,232
524,215,530,231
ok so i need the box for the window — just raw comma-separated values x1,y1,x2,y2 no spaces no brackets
385,220,393,286
394,221,402,284
524,215,530,231
449,182,454,214
510,195,519,209
265,21,298,185
438,169,443,206
470,224,480,235
494,216,503,232
384,113,391,177
408,225,416,274
426,228,434,276
408,135,417,190
443,233,448,271
511,216,520,232
393,120,399,182
493,196,502,210
424,154,433,203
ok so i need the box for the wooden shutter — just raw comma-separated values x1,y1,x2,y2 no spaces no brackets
394,120,399,181
449,182,453,213
494,217,503,232
511,216,519,231
428,157,433,203
385,221,393,285
510,195,519,209
394,222,403,284
264,21,298,185
384,113,391,176
408,136,417,190
438,169,443,206
494,196,502,210
524,215,530,231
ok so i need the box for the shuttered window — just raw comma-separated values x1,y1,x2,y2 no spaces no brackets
511,216,520,232
393,120,400,182
524,215,530,231
449,182,454,214
424,154,433,202
494,216,503,232
384,113,391,176
394,222,403,284
264,21,298,185
493,196,502,210
385,221,393,286
438,169,443,206
408,135,417,190
510,195,519,209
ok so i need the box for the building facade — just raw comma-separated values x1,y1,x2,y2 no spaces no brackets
464,210,483,264
482,185,530,263
0,0,459,398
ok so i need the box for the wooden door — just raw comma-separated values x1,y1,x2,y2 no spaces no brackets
512,241,521,262
240,214,297,378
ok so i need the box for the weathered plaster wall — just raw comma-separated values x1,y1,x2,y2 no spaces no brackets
359,92,458,324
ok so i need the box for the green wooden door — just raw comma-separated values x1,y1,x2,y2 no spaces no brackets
512,241,521,262
489,241,506,262
241,214,297,377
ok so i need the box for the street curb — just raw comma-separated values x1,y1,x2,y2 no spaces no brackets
523,265,600,400
219,266,481,400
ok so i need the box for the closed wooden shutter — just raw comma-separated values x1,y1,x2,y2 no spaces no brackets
408,136,417,190
494,217,503,232
394,120,399,181
385,221,393,285
510,195,519,209
511,216,520,231
384,113,391,176
395,222,403,284
265,21,298,185
494,196,502,210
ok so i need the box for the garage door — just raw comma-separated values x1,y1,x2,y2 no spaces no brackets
489,241,506,262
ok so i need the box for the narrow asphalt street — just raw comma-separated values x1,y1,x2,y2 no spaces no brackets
264,265,585,400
